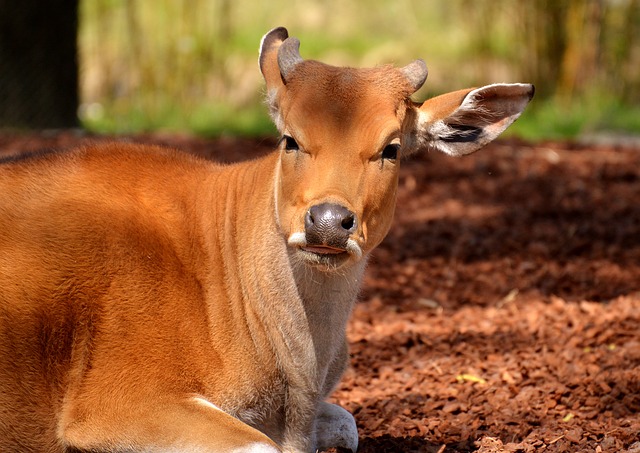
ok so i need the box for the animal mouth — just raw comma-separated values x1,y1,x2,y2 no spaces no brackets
288,232,363,262
301,245,347,255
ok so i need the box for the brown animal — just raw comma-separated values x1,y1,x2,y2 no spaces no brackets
0,27,533,452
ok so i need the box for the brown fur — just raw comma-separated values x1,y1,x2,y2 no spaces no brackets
0,28,533,452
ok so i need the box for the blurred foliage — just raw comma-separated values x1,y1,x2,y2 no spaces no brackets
78,0,640,139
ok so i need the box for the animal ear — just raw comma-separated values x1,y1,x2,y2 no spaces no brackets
409,83,535,156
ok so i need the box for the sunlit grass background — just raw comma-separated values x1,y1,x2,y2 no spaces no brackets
78,0,640,140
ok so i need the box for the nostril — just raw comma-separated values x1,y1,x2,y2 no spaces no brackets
305,210,315,229
341,214,355,232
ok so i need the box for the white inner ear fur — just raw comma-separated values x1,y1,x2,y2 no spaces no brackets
415,116,475,157
415,112,485,157
418,83,533,157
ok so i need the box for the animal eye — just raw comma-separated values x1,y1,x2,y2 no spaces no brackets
381,143,400,160
282,135,299,152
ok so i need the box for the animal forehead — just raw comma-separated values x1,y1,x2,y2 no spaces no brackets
290,60,409,90
284,61,411,130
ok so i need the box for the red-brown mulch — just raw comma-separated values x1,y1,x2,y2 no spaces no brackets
1,131,639,452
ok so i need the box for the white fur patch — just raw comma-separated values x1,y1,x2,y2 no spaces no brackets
288,233,363,260
191,396,224,412
419,115,488,157
189,397,280,453
231,442,280,453
345,238,363,260
288,232,307,247
265,89,284,132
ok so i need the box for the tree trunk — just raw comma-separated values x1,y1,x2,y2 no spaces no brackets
0,0,79,128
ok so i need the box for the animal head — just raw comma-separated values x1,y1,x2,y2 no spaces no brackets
259,27,533,271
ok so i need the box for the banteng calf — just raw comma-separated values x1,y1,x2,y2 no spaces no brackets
0,27,533,452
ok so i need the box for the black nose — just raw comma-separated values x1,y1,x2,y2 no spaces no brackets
305,203,357,248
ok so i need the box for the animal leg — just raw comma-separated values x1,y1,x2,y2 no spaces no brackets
60,395,280,453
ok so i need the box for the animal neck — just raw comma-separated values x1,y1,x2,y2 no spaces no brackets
291,256,366,376
200,153,319,385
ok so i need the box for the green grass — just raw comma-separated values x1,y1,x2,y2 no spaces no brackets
505,95,640,141
82,101,276,137
78,1,640,142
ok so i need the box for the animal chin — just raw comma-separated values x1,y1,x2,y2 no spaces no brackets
298,247,350,269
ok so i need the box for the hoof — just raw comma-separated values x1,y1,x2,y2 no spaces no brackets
314,402,358,452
